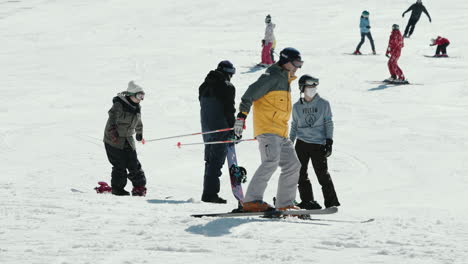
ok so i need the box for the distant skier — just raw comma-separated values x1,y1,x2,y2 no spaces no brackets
260,14,276,66
234,47,303,212
290,75,340,209
198,60,237,203
430,36,450,57
353,10,376,55
402,0,432,38
103,81,147,196
385,24,406,83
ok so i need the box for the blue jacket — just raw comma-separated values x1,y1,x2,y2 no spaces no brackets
360,17,370,33
289,94,334,145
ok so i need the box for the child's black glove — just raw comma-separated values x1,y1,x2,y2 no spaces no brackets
136,133,143,141
324,139,333,158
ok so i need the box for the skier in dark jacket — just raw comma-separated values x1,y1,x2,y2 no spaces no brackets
402,0,432,38
199,60,236,203
103,81,147,196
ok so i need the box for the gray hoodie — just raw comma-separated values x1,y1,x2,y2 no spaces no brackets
289,94,333,144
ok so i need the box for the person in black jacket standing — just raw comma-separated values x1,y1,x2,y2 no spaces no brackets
402,0,432,38
199,60,236,203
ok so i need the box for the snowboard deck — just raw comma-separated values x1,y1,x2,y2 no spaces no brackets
226,143,245,204
343,52,379,56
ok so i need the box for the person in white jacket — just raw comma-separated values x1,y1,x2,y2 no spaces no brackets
261,14,276,65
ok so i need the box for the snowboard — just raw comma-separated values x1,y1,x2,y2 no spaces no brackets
423,55,455,58
191,206,338,218
226,143,246,205
343,52,379,56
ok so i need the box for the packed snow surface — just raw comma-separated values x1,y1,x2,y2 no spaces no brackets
1,0,467,263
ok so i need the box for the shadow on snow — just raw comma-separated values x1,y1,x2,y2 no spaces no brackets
186,217,329,237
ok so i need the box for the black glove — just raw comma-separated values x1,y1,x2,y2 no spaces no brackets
324,139,333,158
136,133,143,141
261,39,265,46
402,13,405,18
108,125,119,143
366,25,371,29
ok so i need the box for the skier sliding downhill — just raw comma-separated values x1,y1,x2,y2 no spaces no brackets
353,10,376,55
385,24,407,84
402,0,432,38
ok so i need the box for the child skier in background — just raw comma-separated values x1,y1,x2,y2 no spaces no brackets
290,75,340,209
430,36,450,57
102,81,147,196
353,10,376,55
385,24,406,83
260,14,275,66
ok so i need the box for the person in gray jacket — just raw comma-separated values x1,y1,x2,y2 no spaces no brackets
290,75,340,209
103,81,147,196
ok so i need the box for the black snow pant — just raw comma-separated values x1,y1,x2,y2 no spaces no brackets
105,142,146,191
270,48,275,63
202,133,228,200
356,32,375,52
295,139,340,208
404,18,419,37
436,43,450,55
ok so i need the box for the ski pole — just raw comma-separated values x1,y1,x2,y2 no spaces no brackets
145,128,234,143
177,138,257,148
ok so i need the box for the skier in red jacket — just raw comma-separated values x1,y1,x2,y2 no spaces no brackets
385,24,406,83
430,36,450,57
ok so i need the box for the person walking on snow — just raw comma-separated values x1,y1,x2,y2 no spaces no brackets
234,47,303,212
402,0,432,38
290,75,340,210
353,10,376,55
430,36,450,57
103,81,147,196
261,14,276,66
198,60,237,204
385,24,406,83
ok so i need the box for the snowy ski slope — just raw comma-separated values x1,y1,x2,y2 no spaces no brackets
1,0,467,263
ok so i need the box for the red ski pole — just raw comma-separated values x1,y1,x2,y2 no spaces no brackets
177,138,257,148
145,128,234,143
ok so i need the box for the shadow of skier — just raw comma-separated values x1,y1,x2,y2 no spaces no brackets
186,218,329,237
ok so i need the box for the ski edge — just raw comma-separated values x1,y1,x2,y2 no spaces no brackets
191,207,338,218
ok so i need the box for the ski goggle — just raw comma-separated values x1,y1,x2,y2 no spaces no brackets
135,92,145,100
291,59,304,69
222,66,236,74
303,80,319,86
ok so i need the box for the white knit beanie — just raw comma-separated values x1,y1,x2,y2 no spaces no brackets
127,81,144,94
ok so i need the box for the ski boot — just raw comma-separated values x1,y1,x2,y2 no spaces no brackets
131,186,147,197
353,50,362,55
242,200,275,212
95,181,112,194
384,75,397,83
296,200,322,210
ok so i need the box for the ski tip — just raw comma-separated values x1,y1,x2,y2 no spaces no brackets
362,218,375,223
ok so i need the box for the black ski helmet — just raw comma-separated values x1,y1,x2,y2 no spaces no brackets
392,24,400,30
217,60,236,75
265,14,271,23
278,47,303,66
298,74,319,92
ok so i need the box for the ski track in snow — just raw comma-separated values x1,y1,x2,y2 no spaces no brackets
1,0,468,263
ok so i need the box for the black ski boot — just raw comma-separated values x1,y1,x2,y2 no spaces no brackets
202,195,227,204
112,189,130,196
297,200,322,210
